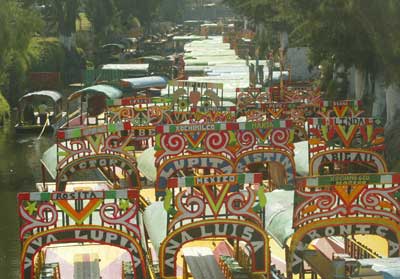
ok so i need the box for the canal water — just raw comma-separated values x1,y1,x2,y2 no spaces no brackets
0,121,54,277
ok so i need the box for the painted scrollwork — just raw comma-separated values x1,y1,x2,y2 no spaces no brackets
19,203,58,240
205,131,233,158
271,129,294,153
99,202,141,239
237,130,257,154
168,190,205,230
226,187,262,225
294,185,400,228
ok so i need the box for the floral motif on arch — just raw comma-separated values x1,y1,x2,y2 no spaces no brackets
293,174,400,229
307,117,385,158
18,190,142,241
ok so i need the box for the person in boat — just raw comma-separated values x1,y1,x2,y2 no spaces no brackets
37,101,49,125
23,104,35,125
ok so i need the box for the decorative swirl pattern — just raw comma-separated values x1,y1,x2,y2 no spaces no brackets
57,139,91,169
361,187,400,210
119,107,135,121
103,134,133,157
293,191,343,227
314,191,337,209
205,132,233,158
237,131,257,154
19,203,58,240
159,134,186,160
148,106,166,124
168,191,205,231
271,129,293,153
99,203,141,239
226,188,261,225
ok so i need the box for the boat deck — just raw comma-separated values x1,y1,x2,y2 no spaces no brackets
44,243,130,279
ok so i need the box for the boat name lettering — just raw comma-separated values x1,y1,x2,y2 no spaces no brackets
321,152,374,163
329,175,370,185
60,158,133,182
132,128,155,137
249,122,275,129
51,191,103,200
163,222,266,275
175,124,215,132
195,175,236,185
332,118,377,126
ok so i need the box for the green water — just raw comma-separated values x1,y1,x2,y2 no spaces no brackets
0,122,54,278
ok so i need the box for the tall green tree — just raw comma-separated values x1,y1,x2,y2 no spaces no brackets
84,0,116,45
27,0,79,50
160,0,185,23
114,0,161,33
0,0,43,104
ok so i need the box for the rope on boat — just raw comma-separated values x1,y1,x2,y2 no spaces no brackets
37,113,49,139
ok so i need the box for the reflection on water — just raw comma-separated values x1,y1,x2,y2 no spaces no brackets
0,122,54,277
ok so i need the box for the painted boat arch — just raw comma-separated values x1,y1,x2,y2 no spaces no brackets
18,189,146,279
56,154,141,191
235,149,296,186
289,173,400,277
20,226,147,279
287,218,400,276
159,219,270,279
309,149,388,175
155,154,234,198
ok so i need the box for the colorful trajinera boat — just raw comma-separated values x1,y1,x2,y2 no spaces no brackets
17,36,400,279
15,90,66,133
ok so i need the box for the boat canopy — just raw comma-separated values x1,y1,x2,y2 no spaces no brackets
101,64,149,71
120,76,168,90
136,56,166,62
41,144,57,180
173,35,205,41
137,147,157,182
143,189,296,254
264,189,295,248
100,43,125,50
68,84,123,101
143,202,167,255
18,91,62,103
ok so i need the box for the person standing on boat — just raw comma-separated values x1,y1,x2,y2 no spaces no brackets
23,104,35,125
37,101,49,125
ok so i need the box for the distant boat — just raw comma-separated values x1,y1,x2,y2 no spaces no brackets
15,90,67,133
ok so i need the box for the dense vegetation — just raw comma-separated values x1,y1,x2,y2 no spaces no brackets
0,0,190,108
224,0,400,89
225,0,400,169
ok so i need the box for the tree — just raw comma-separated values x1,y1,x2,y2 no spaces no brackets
0,0,43,104
84,0,116,45
114,0,161,34
160,0,185,23
27,0,79,50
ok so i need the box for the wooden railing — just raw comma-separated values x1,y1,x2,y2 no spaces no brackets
344,236,382,259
